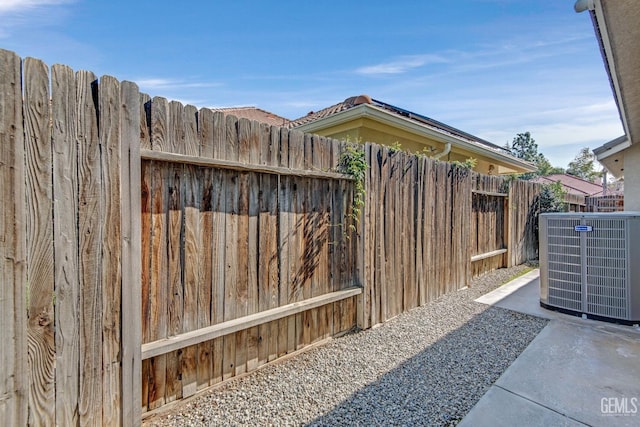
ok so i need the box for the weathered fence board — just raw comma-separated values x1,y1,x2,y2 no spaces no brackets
24,57,56,426
0,48,28,427
148,96,170,410
77,69,103,426
99,74,123,425
182,105,199,398
51,62,80,427
120,81,143,425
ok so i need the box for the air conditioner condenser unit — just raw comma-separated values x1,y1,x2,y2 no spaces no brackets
539,212,640,324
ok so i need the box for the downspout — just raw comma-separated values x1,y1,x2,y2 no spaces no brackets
432,142,451,160
574,0,595,12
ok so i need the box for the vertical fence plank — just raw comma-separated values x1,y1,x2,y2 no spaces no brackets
383,149,396,320
277,128,292,357
196,107,213,391
318,137,330,340
378,146,389,322
328,138,340,333
23,57,56,426
165,101,185,403
371,145,382,324
233,119,251,376
415,157,425,306
139,92,152,412
182,104,199,398
266,125,280,362
211,169,227,384
255,123,269,368
371,143,382,326
51,63,80,427
148,96,169,410
266,173,280,359
210,113,227,385
223,170,239,380
212,112,226,160
308,135,321,345
360,142,373,328
0,49,28,427
288,130,305,351
76,69,103,425
225,115,239,161
120,81,142,426
99,74,122,426
222,115,240,380
246,121,260,372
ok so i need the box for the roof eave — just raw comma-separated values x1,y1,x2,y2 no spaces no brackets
294,104,536,173
576,0,636,179
580,0,633,142
593,135,629,178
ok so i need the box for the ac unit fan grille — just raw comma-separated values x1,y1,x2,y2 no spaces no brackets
546,218,582,311
585,219,628,319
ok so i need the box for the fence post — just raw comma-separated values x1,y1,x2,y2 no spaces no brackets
120,81,142,426
356,143,370,330
0,48,29,427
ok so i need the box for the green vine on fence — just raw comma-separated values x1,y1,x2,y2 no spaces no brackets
450,157,477,170
338,141,368,233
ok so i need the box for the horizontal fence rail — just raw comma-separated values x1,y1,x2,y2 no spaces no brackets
141,287,362,360
140,149,354,180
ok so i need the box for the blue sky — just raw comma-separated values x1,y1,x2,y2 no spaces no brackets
0,0,623,168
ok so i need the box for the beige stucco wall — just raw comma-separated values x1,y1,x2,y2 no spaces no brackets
307,118,519,175
625,143,640,210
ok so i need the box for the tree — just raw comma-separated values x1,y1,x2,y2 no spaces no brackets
566,147,601,182
505,132,563,180
539,181,567,213
507,132,540,162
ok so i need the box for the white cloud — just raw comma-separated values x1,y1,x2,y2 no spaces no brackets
355,32,588,81
0,0,73,14
136,77,222,91
0,0,76,41
356,54,448,75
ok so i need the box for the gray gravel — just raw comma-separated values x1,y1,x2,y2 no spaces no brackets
144,265,548,427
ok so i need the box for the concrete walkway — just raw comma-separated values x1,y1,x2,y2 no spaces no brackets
459,270,640,427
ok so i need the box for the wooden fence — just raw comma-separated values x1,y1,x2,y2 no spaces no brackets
357,151,544,327
1,49,549,426
586,194,624,212
138,98,359,411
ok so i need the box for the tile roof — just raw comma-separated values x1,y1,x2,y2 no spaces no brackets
530,174,604,196
288,95,373,128
210,106,290,127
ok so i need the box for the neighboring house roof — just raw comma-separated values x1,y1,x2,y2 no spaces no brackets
576,0,640,178
289,95,535,174
210,106,290,127
531,174,604,196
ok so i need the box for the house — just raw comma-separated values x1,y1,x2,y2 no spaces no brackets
575,0,640,210
288,95,536,176
530,174,604,196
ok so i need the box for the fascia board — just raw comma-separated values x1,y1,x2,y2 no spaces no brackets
592,0,633,142
594,136,631,160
